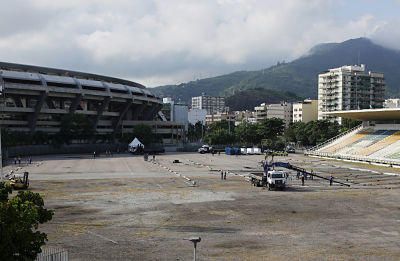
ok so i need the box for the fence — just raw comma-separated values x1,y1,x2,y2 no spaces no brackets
35,248,68,261
4,143,128,158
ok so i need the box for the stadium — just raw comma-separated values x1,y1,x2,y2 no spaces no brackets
306,108,400,166
0,62,185,144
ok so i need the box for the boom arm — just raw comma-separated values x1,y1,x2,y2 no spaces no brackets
263,161,350,187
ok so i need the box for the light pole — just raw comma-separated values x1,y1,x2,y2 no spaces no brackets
0,78,4,182
184,237,201,261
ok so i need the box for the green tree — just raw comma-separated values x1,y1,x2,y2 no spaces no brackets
235,122,260,145
188,121,204,142
285,120,341,147
205,128,235,145
341,118,362,131
130,124,158,146
257,118,285,140
0,183,54,260
58,114,95,144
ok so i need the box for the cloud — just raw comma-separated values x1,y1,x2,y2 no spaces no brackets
0,0,397,87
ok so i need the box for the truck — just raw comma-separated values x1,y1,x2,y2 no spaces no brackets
249,170,288,190
198,145,213,154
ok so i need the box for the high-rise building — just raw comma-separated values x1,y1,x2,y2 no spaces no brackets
191,94,226,114
293,99,318,123
318,64,385,123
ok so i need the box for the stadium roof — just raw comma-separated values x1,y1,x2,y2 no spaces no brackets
324,108,400,121
0,61,145,89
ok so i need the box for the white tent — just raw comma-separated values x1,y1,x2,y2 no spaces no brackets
128,138,144,152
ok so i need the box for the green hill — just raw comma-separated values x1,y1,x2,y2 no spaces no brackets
152,38,400,102
225,88,302,111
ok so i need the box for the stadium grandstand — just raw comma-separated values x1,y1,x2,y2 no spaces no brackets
0,62,184,144
306,108,400,166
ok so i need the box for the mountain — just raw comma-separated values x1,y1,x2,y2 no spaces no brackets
225,88,302,111
152,38,400,102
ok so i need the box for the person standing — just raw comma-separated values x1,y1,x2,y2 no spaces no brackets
329,175,333,186
152,153,156,161
220,170,224,180
224,171,227,180
93,151,96,159
301,175,305,186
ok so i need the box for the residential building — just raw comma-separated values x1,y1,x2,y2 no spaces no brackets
318,64,385,123
191,94,226,114
234,110,256,126
293,99,318,123
254,103,268,122
253,102,293,126
205,112,235,125
384,98,400,108
266,102,293,127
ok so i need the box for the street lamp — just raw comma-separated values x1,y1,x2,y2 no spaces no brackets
183,236,201,261
0,77,4,182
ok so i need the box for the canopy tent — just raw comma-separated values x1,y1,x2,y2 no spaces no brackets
128,138,144,153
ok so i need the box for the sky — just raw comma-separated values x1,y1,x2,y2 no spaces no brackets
0,0,399,87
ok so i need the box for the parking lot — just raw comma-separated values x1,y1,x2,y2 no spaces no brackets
5,152,400,260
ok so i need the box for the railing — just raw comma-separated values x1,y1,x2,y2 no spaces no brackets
307,124,363,152
304,150,400,167
35,247,68,261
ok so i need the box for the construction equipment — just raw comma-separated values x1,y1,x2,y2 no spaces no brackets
249,170,288,190
249,155,351,188
8,171,29,189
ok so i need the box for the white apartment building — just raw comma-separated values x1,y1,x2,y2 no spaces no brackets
293,99,318,123
191,94,226,114
318,64,385,123
384,98,400,108
253,102,293,127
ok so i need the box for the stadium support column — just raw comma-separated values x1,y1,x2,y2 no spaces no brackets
69,94,82,114
132,104,145,120
93,96,110,130
113,100,132,136
70,78,83,114
29,75,48,133
143,103,160,120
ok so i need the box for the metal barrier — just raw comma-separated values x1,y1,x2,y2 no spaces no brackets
35,247,68,261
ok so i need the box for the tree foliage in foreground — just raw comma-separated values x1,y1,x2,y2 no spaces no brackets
0,182,54,260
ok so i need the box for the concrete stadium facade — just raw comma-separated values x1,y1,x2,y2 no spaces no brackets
0,62,165,136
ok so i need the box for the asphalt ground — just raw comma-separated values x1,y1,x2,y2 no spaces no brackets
4,152,400,260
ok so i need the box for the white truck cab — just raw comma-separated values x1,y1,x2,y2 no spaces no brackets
198,145,213,154
265,170,287,190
